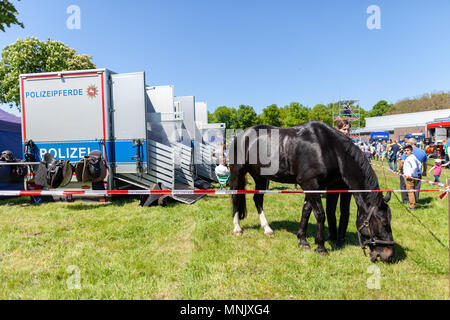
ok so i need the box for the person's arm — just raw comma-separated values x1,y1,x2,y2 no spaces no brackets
443,162,450,167
220,143,226,165
398,159,405,172
428,165,435,174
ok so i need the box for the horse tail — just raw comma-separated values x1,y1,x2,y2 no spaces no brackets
229,132,247,220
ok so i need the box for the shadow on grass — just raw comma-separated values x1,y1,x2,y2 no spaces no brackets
391,243,407,263
0,196,33,206
246,220,355,248
66,198,137,210
245,219,408,261
417,196,434,205
0,194,205,211
270,185,295,191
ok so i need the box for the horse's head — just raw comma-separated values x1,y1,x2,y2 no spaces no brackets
357,192,395,263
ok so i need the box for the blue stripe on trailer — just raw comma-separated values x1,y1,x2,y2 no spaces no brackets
23,139,147,164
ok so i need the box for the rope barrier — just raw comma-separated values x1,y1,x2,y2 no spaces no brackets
0,189,448,197
377,162,449,249
0,162,41,166
372,162,450,189
1,161,448,198
372,162,450,199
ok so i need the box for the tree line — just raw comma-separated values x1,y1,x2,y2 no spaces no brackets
208,100,393,130
387,92,450,115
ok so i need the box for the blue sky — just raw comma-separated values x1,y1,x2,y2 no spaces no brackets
1,0,450,116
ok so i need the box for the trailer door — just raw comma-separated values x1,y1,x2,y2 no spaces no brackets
20,71,108,162
110,72,147,173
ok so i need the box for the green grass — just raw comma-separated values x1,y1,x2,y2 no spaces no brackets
0,160,448,299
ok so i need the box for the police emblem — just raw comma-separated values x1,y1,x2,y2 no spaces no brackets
87,85,98,99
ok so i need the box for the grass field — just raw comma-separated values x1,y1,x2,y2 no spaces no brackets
0,160,448,299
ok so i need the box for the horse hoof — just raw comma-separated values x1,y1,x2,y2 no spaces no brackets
233,230,243,236
315,248,329,256
336,239,346,248
298,242,311,250
264,231,274,237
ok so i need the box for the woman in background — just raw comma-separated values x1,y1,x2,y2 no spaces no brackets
326,119,352,247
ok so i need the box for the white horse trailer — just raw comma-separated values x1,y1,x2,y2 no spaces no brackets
193,102,226,181
19,69,202,204
146,86,196,190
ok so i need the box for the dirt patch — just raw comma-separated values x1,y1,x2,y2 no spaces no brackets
27,232,43,237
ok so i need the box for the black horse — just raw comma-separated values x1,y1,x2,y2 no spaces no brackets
229,121,395,262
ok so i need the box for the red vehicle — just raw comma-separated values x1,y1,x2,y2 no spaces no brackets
426,144,444,159
426,119,449,159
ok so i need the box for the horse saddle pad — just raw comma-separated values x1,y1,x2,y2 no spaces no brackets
0,150,27,184
74,150,107,183
35,153,73,188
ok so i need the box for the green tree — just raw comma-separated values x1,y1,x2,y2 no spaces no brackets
0,37,96,111
359,106,369,127
0,0,23,32
308,103,333,126
209,106,237,129
233,105,258,129
259,104,282,126
281,102,309,127
369,100,392,117
207,111,214,123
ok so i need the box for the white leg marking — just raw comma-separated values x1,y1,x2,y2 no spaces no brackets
233,212,243,234
259,211,274,236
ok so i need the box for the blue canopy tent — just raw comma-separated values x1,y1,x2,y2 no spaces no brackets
0,109,23,194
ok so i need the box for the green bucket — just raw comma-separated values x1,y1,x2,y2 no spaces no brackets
216,173,230,188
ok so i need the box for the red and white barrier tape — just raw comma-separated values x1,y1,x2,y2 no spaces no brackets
0,189,448,197
372,162,450,189
372,162,450,200
0,162,41,166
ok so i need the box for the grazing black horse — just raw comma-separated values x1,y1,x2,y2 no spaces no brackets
229,121,395,262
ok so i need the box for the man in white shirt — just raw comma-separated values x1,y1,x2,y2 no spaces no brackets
402,145,422,210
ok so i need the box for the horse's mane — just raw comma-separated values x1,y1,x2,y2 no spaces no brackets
335,131,391,219
330,127,380,192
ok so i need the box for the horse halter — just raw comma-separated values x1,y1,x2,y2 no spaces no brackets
357,206,395,255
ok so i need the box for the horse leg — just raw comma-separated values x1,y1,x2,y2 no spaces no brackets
230,165,247,235
307,193,329,255
233,211,243,235
253,177,273,237
297,200,313,250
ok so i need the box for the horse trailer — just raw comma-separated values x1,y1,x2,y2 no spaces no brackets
19,68,224,204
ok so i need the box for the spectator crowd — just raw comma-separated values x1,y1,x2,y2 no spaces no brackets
353,136,449,210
